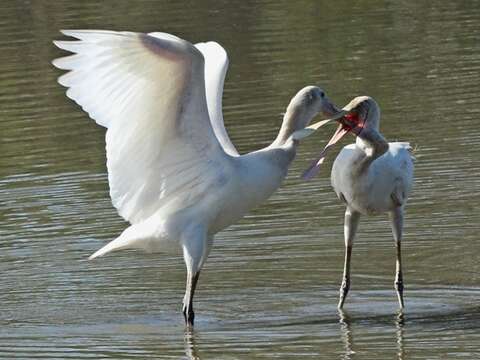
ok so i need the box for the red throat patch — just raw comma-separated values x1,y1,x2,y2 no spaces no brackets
301,112,365,180
342,113,364,135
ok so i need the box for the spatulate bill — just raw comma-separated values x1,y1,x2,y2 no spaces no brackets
302,123,351,180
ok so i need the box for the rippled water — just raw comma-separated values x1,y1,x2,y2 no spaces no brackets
1,1,479,359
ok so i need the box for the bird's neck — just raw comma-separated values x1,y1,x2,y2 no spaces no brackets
271,107,306,148
236,146,296,209
355,122,389,162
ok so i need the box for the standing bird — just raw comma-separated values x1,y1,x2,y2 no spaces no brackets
304,96,414,309
52,30,341,326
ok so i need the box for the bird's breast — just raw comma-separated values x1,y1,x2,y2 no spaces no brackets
332,144,413,215
209,150,291,233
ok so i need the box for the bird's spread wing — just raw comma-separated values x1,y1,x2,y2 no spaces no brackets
194,41,239,156
53,30,232,224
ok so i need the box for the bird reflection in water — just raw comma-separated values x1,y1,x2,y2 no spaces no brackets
184,329,201,360
395,311,406,360
338,310,355,360
338,310,406,360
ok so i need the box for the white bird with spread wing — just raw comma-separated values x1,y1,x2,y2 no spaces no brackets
304,96,414,309
52,29,342,327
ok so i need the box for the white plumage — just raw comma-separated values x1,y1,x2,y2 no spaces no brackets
332,141,414,215
53,29,339,326
303,95,414,309
328,96,414,309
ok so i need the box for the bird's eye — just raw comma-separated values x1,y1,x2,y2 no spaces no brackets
320,91,325,99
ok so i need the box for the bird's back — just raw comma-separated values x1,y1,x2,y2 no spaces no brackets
331,142,414,215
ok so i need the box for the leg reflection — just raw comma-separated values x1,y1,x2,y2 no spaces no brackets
184,328,201,360
395,311,405,360
338,309,406,359
338,309,355,360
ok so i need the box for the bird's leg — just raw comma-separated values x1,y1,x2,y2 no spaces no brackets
183,270,200,327
390,207,405,309
338,208,360,309
181,228,210,328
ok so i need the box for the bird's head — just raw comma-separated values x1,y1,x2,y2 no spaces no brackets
284,86,344,144
288,86,338,130
340,96,380,133
300,95,381,180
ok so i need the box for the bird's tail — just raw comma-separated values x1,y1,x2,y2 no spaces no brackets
89,238,122,259
393,141,417,162
409,143,419,162
89,235,133,260
88,224,148,260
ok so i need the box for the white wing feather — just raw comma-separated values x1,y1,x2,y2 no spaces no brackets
194,41,238,156
53,30,232,224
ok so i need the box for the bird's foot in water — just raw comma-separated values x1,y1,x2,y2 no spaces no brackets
183,304,195,328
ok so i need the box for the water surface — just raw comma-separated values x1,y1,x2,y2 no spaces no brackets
1,1,479,359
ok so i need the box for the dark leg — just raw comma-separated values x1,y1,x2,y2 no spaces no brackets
181,231,211,328
338,208,360,309
390,207,405,309
183,271,201,327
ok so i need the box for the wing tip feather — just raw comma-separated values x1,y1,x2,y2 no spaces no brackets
53,40,79,53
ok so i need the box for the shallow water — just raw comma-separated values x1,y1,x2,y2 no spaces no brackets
1,1,480,359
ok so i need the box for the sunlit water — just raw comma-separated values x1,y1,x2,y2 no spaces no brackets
1,1,479,359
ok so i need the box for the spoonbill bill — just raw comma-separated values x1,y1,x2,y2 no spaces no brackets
303,96,414,309
52,29,343,326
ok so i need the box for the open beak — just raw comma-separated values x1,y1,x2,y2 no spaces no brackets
291,110,347,141
302,111,365,180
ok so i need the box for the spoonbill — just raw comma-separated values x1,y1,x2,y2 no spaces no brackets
52,29,342,326
303,96,414,309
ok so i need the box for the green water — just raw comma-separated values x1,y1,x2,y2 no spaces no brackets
1,1,479,359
